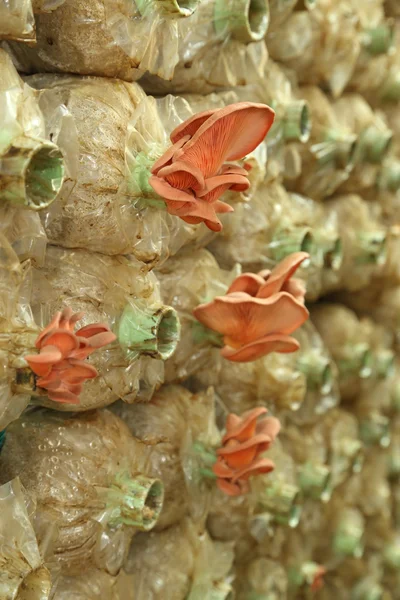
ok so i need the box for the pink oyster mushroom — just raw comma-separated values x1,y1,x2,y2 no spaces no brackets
149,102,275,231
25,308,116,404
213,407,281,496
193,252,310,362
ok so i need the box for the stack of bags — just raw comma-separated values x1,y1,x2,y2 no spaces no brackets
0,0,400,598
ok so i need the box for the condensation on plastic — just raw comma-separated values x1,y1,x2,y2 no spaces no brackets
0,237,38,431
28,245,167,411
27,75,227,266
0,50,64,212
283,86,357,200
112,385,220,531
266,1,362,98
0,408,162,577
141,0,269,94
0,0,35,41
196,348,307,417
0,477,51,600
156,247,239,383
208,181,342,301
3,0,201,81
125,517,234,600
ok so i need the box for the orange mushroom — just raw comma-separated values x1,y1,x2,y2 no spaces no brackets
193,253,309,362
25,308,116,404
149,102,275,231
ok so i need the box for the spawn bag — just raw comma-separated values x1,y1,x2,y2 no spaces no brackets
347,16,398,103
53,569,135,600
337,285,400,352
156,247,239,382
0,205,47,267
0,238,39,431
0,49,64,212
195,348,307,417
266,1,361,98
3,0,204,81
286,320,340,426
25,245,179,411
0,477,52,600
208,438,300,552
112,385,219,530
0,408,164,577
215,59,311,183
283,86,357,200
27,75,236,265
0,0,35,41
235,558,288,600
311,304,386,402
125,517,234,600
321,194,388,294
333,94,393,195
141,0,269,95
208,181,342,301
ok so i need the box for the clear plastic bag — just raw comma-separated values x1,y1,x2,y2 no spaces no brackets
0,238,37,431
0,477,52,600
235,558,288,600
333,94,393,195
141,0,269,94
321,194,388,294
267,1,361,98
3,0,203,81
0,49,65,212
311,304,393,402
284,86,357,200
125,518,234,600
156,247,239,383
28,75,239,265
208,181,342,301
27,245,177,411
0,408,165,577
53,569,135,600
112,385,220,531
0,0,35,41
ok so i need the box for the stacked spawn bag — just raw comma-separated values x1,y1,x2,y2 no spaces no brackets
0,48,66,430
0,2,278,598
3,1,400,600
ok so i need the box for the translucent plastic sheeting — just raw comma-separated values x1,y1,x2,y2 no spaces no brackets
125,517,234,600
0,49,64,211
0,0,35,42
112,385,219,531
29,246,171,411
0,409,165,577
0,477,51,600
2,0,269,85
28,75,222,266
